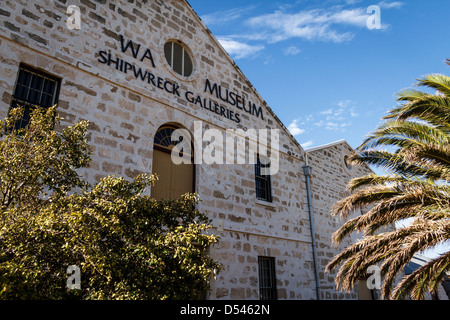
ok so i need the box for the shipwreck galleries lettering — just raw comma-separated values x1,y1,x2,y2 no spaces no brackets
96,36,264,123
185,89,240,123
203,79,263,121
97,36,180,97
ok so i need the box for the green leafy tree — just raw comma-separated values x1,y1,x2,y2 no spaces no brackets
0,106,90,210
0,106,220,299
326,60,450,300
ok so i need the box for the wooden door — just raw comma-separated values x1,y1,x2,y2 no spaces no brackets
152,140,194,200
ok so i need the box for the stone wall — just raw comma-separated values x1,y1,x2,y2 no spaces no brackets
306,141,374,299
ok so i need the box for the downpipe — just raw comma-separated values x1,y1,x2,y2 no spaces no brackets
303,154,321,300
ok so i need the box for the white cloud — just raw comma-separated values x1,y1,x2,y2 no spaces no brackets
284,46,302,56
314,120,323,126
287,119,306,136
206,1,405,59
350,108,359,117
313,100,360,132
377,1,404,9
320,108,333,115
337,99,352,108
315,120,347,131
301,140,314,148
245,7,372,44
200,6,257,26
217,38,264,59
330,8,369,27
326,121,340,130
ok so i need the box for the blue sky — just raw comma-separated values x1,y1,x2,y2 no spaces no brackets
188,0,450,151
187,1,450,258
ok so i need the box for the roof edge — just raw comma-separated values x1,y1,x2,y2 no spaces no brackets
305,139,374,174
304,139,348,153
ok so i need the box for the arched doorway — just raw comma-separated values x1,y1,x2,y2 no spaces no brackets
151,124,195,200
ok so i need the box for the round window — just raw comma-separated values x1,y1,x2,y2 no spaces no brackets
164,41,193,77
344,155,353,171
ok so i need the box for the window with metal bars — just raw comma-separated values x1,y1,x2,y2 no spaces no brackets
258,256,277,300
9,64,61,130
255,155,272,202
164,41,193,77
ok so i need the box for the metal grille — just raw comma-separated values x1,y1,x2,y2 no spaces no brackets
172,42,183,75
255,155,272,202
164,41,172,67
154,125,192,157
9,64,60,130
163,41,193,77
154,126,177,149
258,256,277,300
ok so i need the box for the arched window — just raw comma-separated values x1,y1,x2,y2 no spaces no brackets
154,126,177,149
154,126,192,156
151,125,194,200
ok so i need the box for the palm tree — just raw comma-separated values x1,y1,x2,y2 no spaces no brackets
325,60,450,300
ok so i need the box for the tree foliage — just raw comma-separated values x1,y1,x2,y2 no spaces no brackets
0,106,220,299
325,61,450,300
0,106,90,210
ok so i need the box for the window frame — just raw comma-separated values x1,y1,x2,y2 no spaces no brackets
153,124,193,159
9,63,61,130
258,256,277,300
163,41,193,77
254,154,273,203
151,124,196,200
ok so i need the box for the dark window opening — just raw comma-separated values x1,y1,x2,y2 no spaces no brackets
164,41,193,77
258,256,277,300
9,64,61,130
255,155,272,202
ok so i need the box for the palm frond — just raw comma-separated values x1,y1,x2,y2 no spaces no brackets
416,74,450,96
386,94,450,128
392,250,450,300
334,176,450,241
349,149,449,180
380,219,450,298
328,220,450,299
347,173,406,191
362,120,450,150
328,66,450,299
395,89,430,103
331,184,401,219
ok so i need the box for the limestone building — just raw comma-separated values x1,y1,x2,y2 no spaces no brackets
0,0,375,300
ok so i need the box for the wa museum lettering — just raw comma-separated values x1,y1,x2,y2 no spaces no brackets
96,36,264,123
